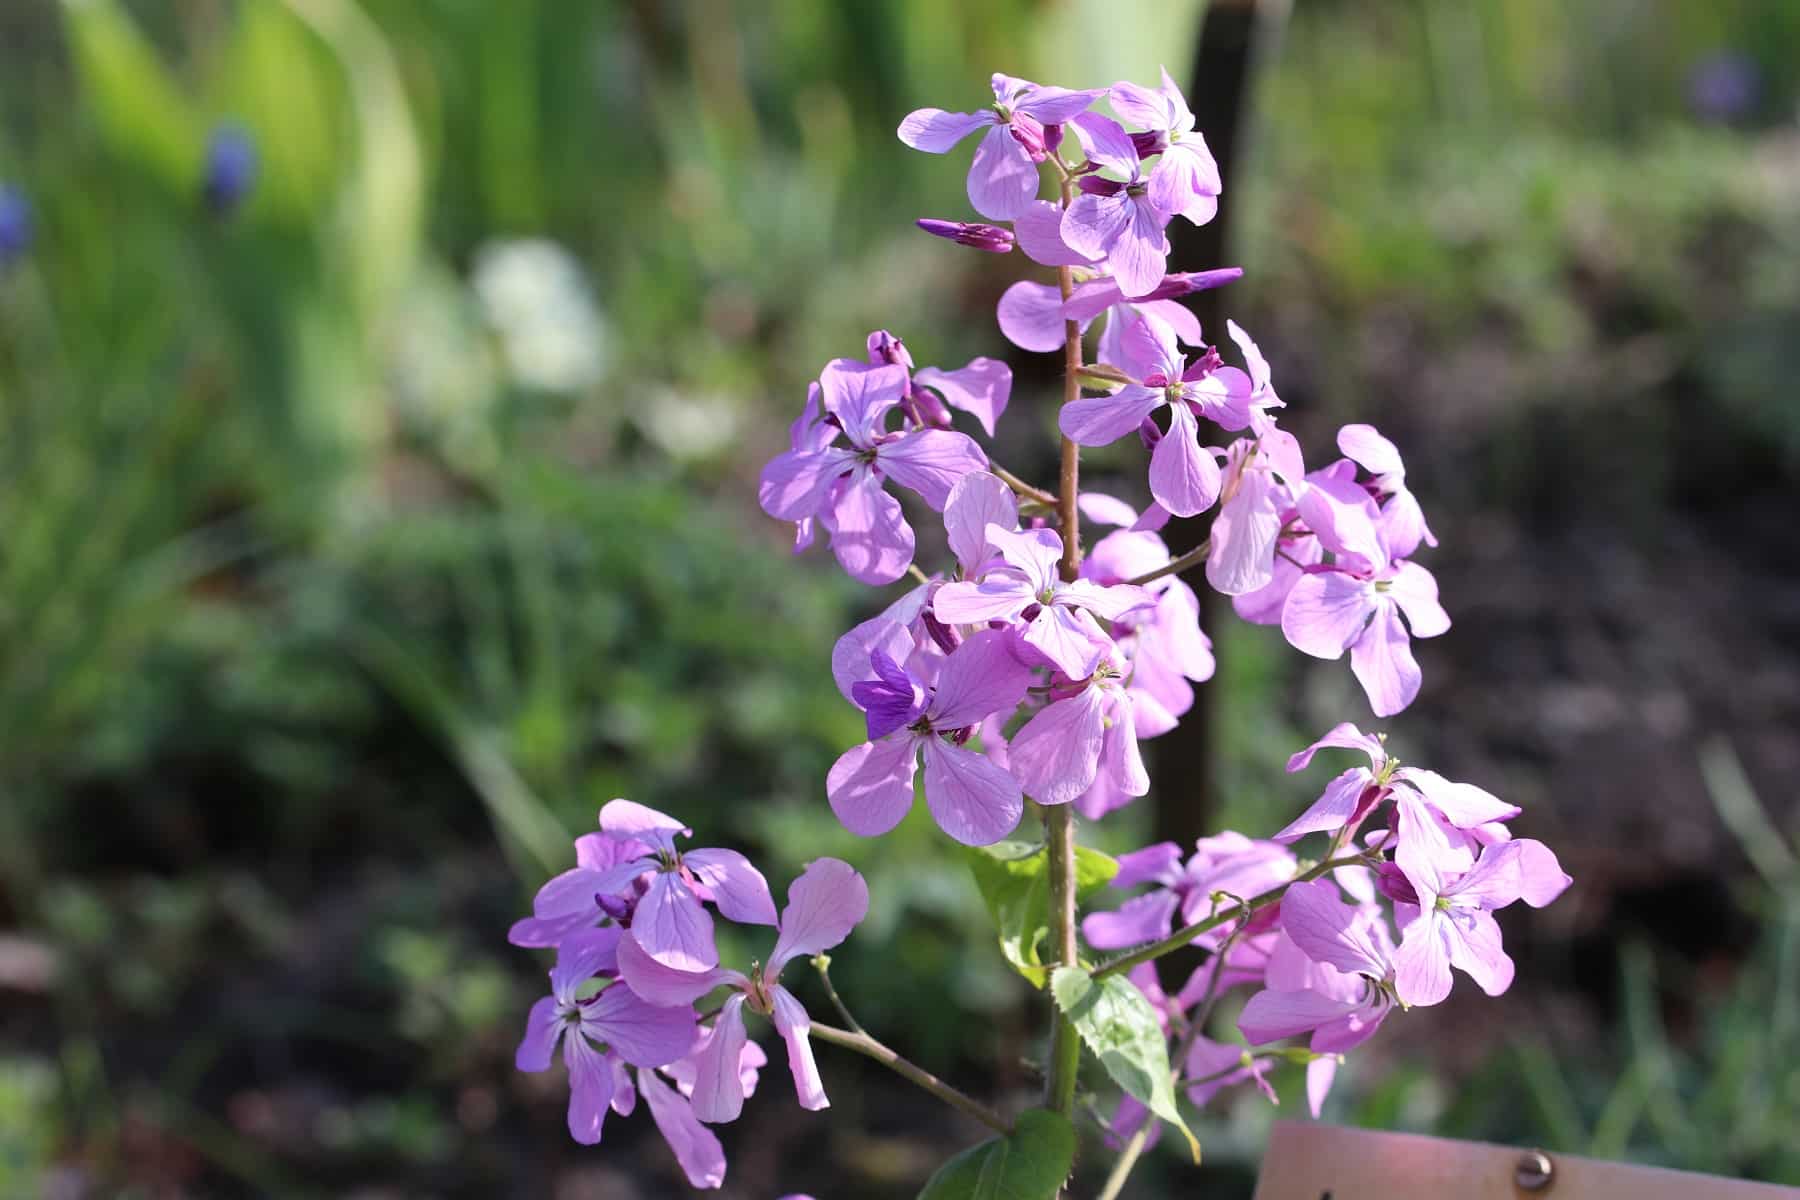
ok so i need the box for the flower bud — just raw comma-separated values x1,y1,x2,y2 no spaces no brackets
0,186,33,270
1136,414,1163,452
202,123,258,217
915,219,1015,254
1130,129,1169,159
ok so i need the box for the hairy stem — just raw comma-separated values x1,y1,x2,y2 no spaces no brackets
1043,174,1087,1122
1092,854,1370,981
1124,538,1212,588
991,462,1059,509
809,1021,1012,1134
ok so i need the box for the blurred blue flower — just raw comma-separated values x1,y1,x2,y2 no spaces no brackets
1688,53,1760,123
202,123,258,216
0,185,31,268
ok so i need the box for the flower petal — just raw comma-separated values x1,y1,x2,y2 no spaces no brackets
769,984,829,1110
1007,686,1107,806
897,107,992,152
516,995,561,1072
920,736,1024,846
586,980,698,1068
877,429,987,511
943,471,1020,574
997,280,1076,353
638,1068,727,1187
758,447,854,522
822,471,915,586
682,848,779,927
689,995,750,1124
1059,386,1163,447
564,1036,616,1144
928,629,1033,730
769,857,871,972
826,737,920,838
617,933,742,1007
968,123,1040,220
633,871,720,972
1280,570,1372,660
1147,404,1220,517
913,358,1012,438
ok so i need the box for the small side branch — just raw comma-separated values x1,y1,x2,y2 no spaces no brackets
992,463,1059,509
809,1021,1012,1135
1124,538,1211,588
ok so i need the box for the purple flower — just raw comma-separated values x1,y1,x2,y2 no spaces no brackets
616,858,870,1122
530,800,778,972
897,74,1102,220
0,186,32,270
1007,663,1147,807
1107,68,1222,225
510,829,653,948
514,929,699,1145
1206,429,1305,597
916,218,1015,253
1083,834,1296,950
1238,880,1396,1059
1336,424,1436,560
202,122,258,217
759,356,989,585
1389,837,1571,1007
828,627,1032,845
637,1031,768,1187
933,523,1153,679
1059,113,1172,298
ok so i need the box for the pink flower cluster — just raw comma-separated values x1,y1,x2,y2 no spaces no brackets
508,800,868,1188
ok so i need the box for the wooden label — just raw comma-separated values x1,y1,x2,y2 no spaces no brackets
1253,1121,1799,1200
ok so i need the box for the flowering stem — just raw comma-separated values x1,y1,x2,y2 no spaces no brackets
808,1020,1012,1135
1124,538,1212,588
1043,173,1088,1124
991,462,1059,509
1091,854,1371,981
1095,1124,1151,1200
812,956,866,1036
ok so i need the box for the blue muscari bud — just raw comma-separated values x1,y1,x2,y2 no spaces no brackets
0,185,32,269
202,123,258,216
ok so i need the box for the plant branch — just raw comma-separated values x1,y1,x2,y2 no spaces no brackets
991,463,1059,509
1124,538,1211,588
812,956,865,1035
1092,854,1370,981
1096,1123,1151,1200
808,1021,1012,1135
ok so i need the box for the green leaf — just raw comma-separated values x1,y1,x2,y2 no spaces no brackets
916,1108,1074,1200
1051,966,1201,1163
61,0,202,193
965,841,1118,987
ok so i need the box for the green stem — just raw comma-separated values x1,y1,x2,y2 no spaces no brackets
1124,538,1211,588
991,462,1059,509
1096,1123,1151,1200
809,1020,1012,1134
1092,855,1370,981
813,956,865,1035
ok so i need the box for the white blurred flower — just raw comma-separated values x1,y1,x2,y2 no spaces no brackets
471,239,608,393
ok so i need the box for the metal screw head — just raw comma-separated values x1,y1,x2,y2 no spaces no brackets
1515,1150,1555,1192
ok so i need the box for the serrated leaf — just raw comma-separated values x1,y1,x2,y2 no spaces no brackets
1051,965,1201,1162
965,841,1118,987
916,1108,1074,1200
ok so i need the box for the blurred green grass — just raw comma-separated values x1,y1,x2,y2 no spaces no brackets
0,0,1797,1195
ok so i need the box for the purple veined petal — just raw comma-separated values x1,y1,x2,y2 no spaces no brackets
1385,560,1450,638
1380,488,1435,560
943,471,1019,574
564,1036,616,1144
516,995,562,1072
967,122,1040,220
1112,196,1172,299
1109,78,1178,130
1097,689,1150,798
1015,85,1104,125
1178,190,1219,226
617,932,744,1007
789,380,833,453
1273,768,1374,844
1441,840,1528,910
877,429,988,511
768,858,870,973
1449,908,1515,997
1068,111,1139,178
638,1068,727,1188
550,925,627,1000
1337,423,1404,476
758,447,855,522
577,830,650,871
1287,722,1386,774
1124,656,1185,740
768,984,828,1111
913,357,1012,438
533,863,644,921
897,107,993,153
1129,500,1171,532
1084,528,1167,584
826,736,920,838
1309,989,1392,1054
822,470,915,586
1206,459,1282,596
585,980,698,1068
997,280,1077,353
633,871,720,972
1395,767,1521,828
1136,298,1203,348
1392,787,1459,902
830,616,917,705
689,994,750,1124
1113,841,1184,888
611,1057,638,1117
1059,578,1155,621
1148,138,1221,222
1233,545,1307,626
600,798,692,846
1393,908,1455,1007
1073,762,1137,820
1306,1055,1339,1118
1079,492,1141,529
1278,880,1390,979
1022,604,1109,680
1064,278,1127,323
1061,188,1132,263
1082,889,1180,950
1280,569,1373,659
1148,404,1221,517
931,573,1035,625
985,524,1063,593
682,848,779,927
920,735,1025,846
1008,685,1108,806
1513,839,1573,907
1060,385,1164,447
928,629,1033,729
818,359,907,447
508,910,596,949
1015,199,1098,266
1238,986,1362,1046
852,649,929,741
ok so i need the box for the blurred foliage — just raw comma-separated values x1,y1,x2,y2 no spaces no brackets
0,0,1796,1195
